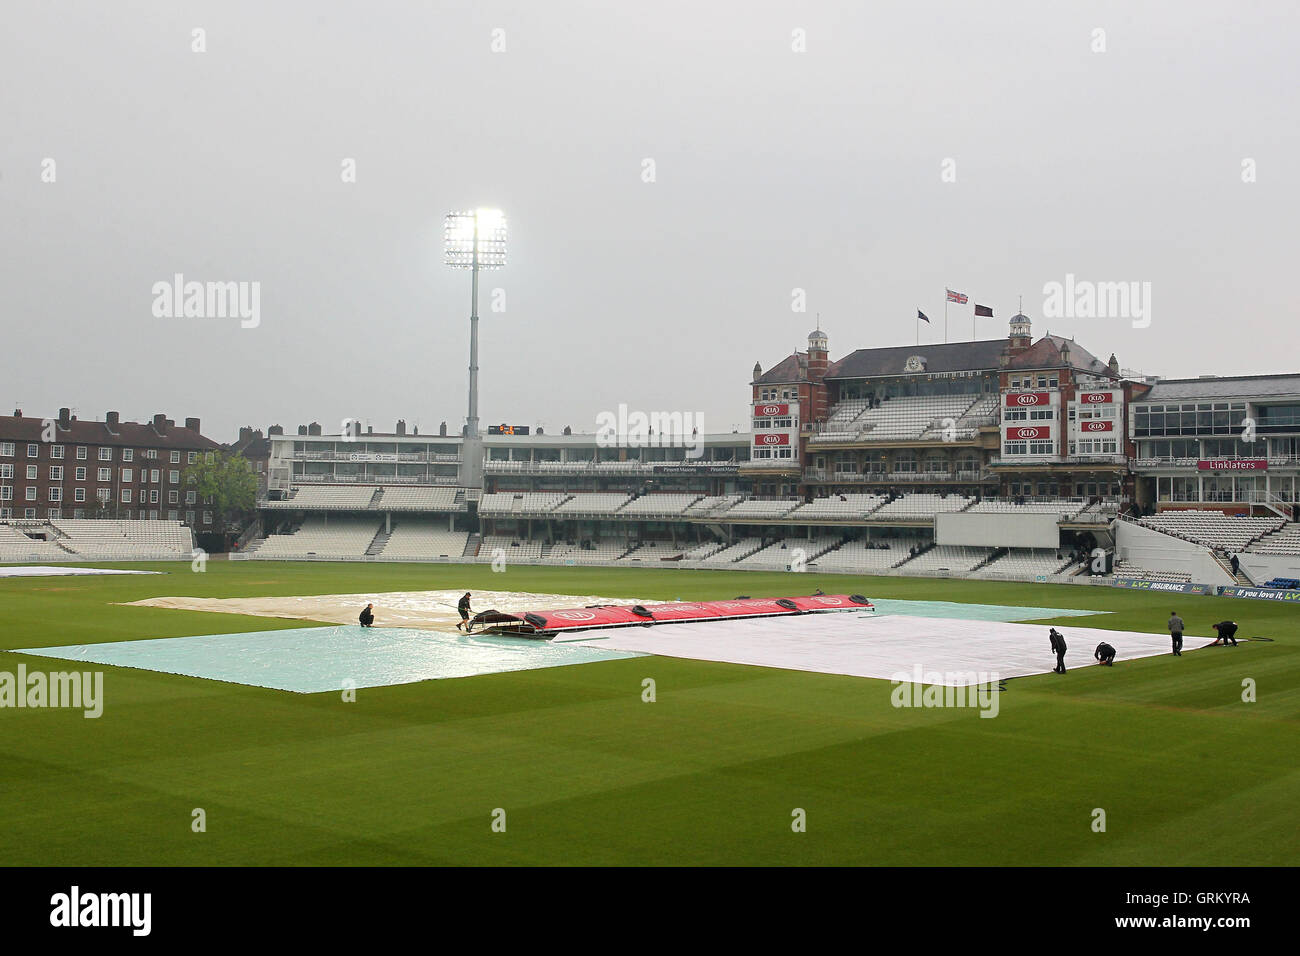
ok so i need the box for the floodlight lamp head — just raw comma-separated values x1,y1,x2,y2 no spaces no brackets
444,208,507,269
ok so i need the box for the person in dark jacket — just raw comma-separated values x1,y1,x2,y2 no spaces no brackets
1168,611,1184,656
1230,554,1240,576
359,603,375,627
456,592,473,631
1094,641,1116,665
1210,620,1239,646
1049,627,1067,674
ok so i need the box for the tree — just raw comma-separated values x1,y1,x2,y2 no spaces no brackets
183,452,258,546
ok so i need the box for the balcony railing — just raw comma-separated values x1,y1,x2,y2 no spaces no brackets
289,450,462,463
1133,456,1299,468
484,458,740,474
803,469,991,483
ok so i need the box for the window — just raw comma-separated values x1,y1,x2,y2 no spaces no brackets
150,469,160,483
26,465,37,480
1028,439,1055,455
145,449,158,459
74,488,86,502
168,470,179,483
24,508,36,519
185,510,195,524
187,452,197,463
150,489,159,504
202,511,213,524
76,446,87,460
1029,409,1054,421
25,487,37,501
0,442,13,456
48,465,62,480
170,451,180,463
186,491,196,504
50,445,64,459
121,489,132,503
27,443,39,457
0,463,10,479
75,466,86,481
0,487,10,501
168,510,178,520
0,507,10,517
205,452,215,463
1002,441,1027,456
99,447,112,461
122,449,133,462
122,468,133,482
97,488,111,503
48,487,61,502
1004,409,1027,422
97,467,110,482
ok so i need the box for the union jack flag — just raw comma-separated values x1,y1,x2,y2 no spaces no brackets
946,288,968,304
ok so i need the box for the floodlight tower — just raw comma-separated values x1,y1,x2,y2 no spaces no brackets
444,208,506,489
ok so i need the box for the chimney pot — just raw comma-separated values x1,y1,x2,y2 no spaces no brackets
185,417,201,432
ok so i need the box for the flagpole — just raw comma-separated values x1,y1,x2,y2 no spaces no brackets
944,296,948,344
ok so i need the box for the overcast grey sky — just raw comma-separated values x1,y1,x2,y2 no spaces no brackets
3,0,1296,441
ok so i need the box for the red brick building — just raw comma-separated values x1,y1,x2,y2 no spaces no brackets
0,408,222,525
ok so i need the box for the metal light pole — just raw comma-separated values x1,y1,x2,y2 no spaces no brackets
445,209,506,486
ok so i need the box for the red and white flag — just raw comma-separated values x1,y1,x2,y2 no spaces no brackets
946,288,968,304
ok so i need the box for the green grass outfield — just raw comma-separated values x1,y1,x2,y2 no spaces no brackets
1,560,1297,866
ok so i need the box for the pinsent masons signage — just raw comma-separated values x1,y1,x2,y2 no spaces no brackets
1197,459,1268,471
1006,392,1051,407
1219,586,1300,602
652,463,738,475
1112,577,1214,595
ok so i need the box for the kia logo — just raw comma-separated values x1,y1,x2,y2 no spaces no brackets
758,404,781,416
1085,393,1106,403
760,434,782,444
1017,427,1040,439
1016,394,1038,406
554,610,596,621
1085,421,1107,431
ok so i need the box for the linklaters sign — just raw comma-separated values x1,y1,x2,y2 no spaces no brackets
1197,459,1268,471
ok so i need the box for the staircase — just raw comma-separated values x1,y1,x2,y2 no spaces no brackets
1210,550,1253,585
366,524,392,556
893,542,933,568
972,547,1007,572
463,532,481,557
368,487,384,508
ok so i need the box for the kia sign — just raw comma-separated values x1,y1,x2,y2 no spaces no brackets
754,433,790,445
1010,426,1050,440
1006,392,1050,406
1081,420,1114,432
753,403,789,417
1080,392,1115,404
1197,459,1268,471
